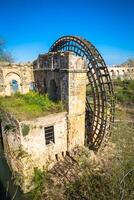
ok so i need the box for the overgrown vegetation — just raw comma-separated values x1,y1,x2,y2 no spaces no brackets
0,92,65,120
21,124,30,136
125,59,134,68
114,79,134,105
25,168,54,200
16,146,28,159
25,79,134,200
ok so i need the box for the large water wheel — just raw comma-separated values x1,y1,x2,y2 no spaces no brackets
49,36,115,151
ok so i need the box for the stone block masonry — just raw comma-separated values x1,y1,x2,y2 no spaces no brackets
0,51,87,192
67,53,87,151
1,110,67,192
0,62,34,96
34,52,87,151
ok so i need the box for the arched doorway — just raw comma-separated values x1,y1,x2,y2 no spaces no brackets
49,79,57,101
11,79,19,94
5,72,21,96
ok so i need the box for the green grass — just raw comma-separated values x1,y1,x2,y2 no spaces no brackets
114,79,134,105
0,92,65,120
26,79,134,200
29,107,134,200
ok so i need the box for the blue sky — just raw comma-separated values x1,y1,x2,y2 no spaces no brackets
0,0,133,64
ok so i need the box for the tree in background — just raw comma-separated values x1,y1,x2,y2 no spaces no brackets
126,59,134,68
0,39,13,62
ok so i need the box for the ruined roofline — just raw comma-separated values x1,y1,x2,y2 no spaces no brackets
0,61,32,67
33,51,80,64
39,51,75,57
107,63,134,68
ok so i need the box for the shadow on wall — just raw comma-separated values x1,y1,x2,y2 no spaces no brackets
49,79,58,101
29,82,36,91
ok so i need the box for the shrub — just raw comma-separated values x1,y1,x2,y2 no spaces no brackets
114,80,134,105
21,124,30,136
30,168,45,200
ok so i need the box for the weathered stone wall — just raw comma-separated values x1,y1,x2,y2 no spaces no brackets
1,110,67,192
0,62,34,96
20,112,67,165
34,52,87,151
67,54,87,150
108,67,134,80
1,52,87,192
0,110,23,184
33,52,69,102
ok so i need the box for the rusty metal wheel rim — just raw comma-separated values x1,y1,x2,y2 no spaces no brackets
49,36,115,150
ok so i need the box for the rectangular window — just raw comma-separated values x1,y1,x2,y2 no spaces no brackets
44,126,55,145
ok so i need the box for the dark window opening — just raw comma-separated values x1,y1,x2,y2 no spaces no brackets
44,79,47,93
44,126,55,145
55,154,58,161
49,79,57,101
66,151,70,156
62,152,64,157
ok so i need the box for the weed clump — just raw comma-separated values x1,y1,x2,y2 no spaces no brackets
0,92,65,120
21,124,30,136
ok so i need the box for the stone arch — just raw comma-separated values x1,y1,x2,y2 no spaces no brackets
5,72,21,96
49,79,57,101
117,70,119,76
110,69,115,78
122,70,125,78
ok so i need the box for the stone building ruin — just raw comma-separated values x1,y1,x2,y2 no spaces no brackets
0,62,34,96
108,66,134,80
0,36,116,192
